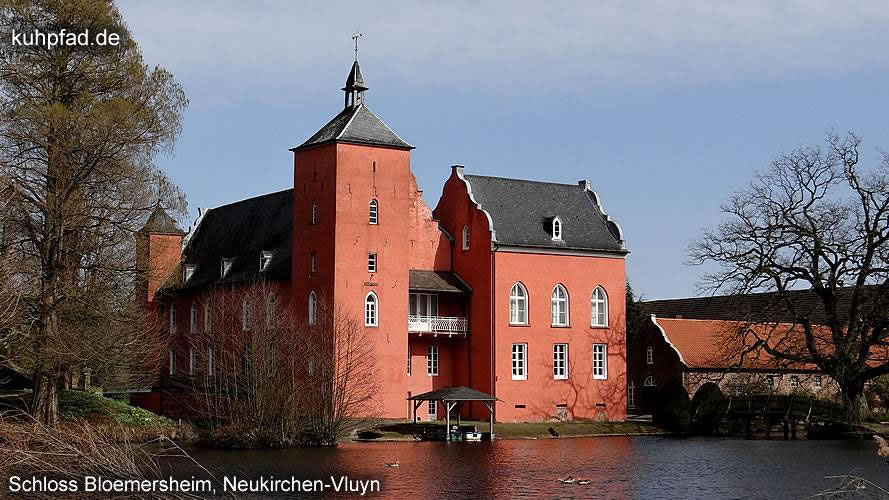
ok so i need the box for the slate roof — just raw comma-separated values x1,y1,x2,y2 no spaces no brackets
407,385,497,401
172,189,292,291
643,287,878,325
141,206,183,235
409,270,471,294
292,104,412,152
461,175,626,253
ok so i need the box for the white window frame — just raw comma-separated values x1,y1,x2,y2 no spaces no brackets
790,376,799,389
427,400,437,420
308,291,317,325
509,282,528,325
591,286,608,327
552,216,562,241
627,381,636,408
190,302,198,333
644,375,656,387
553,343,568,380
310,252,317,272
369,199,379,225
260,251,273,271
462,225,470,250
814,375,822,388
646,346,654,365
367,252,377,273
512,343,528,380
220,258,233,278
242,298,252,331
551,284,569,326
183,264,195,282
593,343,608,380
364,292,378,327
169,306,176,333
311,199,318,224
409,293,439,317
427,345,439,376
168,349,176,376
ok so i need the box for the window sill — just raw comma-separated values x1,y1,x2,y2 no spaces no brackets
428,373,438,377
550,324,571,328
511,376,527,381
593,376,608,381
590,325,609,329
554,376,569,381
508,323,530,327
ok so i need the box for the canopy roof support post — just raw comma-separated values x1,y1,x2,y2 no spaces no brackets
483,401,494,439
413,400,423,423
445,400,451,441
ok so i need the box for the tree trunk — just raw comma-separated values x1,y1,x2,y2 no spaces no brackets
841,380,869,426
31,371,60,426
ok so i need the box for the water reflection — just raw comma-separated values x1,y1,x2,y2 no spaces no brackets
167,437,887,499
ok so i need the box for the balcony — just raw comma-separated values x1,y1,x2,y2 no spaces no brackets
408,315,468,336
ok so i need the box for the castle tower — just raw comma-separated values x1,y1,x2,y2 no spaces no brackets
137,206,184,305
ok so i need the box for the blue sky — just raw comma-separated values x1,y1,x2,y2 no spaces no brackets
118,1,889,300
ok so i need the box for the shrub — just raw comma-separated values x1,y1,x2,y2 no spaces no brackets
653,379,692,434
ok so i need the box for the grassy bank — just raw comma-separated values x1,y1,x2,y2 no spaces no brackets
356,420,666,441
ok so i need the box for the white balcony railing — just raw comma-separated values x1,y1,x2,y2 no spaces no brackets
408,315,468,336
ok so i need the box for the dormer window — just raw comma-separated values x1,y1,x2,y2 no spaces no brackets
183,264,195,282
260,251,273,271
552,216,563,241
220,258,233,278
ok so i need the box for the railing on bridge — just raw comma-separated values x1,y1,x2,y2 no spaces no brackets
408,315,468,336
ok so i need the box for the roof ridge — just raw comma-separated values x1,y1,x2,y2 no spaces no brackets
334,104,362,141
207,188,292,211
463,174,583,188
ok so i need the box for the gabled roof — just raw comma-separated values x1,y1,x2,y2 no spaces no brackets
292,104,412,152
409,270,471,294
460,174,626,253
171,189,292,291
141,206,183,235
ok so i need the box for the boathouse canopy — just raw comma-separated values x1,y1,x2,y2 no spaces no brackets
408,386,498,440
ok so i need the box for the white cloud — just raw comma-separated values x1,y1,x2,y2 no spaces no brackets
118,0,889,99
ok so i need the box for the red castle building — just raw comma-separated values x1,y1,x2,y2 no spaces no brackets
138,58,629,423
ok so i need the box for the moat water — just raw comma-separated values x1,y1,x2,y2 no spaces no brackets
165,437,888,499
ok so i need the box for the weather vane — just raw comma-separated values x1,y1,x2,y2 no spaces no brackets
352,30,362,61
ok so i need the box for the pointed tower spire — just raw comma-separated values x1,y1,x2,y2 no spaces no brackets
343,31,368,108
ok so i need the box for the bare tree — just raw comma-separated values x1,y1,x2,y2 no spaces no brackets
691,132,889,423
0,1,187,424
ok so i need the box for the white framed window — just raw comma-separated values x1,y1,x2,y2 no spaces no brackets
593,344,607,380
553,344,568,380
169,306,176,333
369,199,379,224
551,284,569,326
509,283,528,325
311,199,318,224
367,252,377,273
646,346,654,365
767,375,776,388
189,348,195,376
242,298,252,331
168,349,176,376
512,343,527,380
591,286,608,327
203,302,211,333
265,294,277,327
462,225,470,250
627,381,636,408
220,258,233,278
427,345,439,376
409,293,438,317
260,251,273,271
310,252,317,272
427,400,437,420
364,292,378,327
552,216,562,241
644,375,656,387
183,264,195,282
790,376,799,389
815,375,822,388
190,302,198,333
308,291,317,325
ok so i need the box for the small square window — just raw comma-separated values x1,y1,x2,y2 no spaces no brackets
220,258,233,278
367,252,377,273
260,251,273,271
183,264,195,282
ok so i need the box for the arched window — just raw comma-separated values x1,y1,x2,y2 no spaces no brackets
308,291,317,325
644,376,656,387
462,225,470,250
552,216,562,241
509,283,528,325
266,294,277,328
551,284,569,326
204,302,212,333
190,302,198,333
242,298,252,331
646,346,654,365
369,199,379,225
591,286,608,327
364,292,378,327
311,199,318,225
